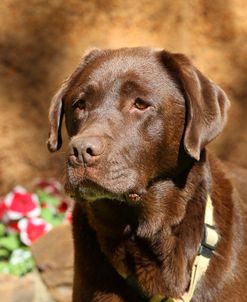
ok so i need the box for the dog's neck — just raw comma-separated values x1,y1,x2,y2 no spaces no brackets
82,154,211,298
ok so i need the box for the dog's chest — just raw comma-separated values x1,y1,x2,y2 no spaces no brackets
85,200,166,295
102,234,167,297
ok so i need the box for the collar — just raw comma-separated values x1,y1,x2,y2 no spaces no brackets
118,195,219,302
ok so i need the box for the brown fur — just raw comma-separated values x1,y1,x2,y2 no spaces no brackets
47,47,247,301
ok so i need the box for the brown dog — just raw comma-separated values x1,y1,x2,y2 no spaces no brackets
47,47,247,302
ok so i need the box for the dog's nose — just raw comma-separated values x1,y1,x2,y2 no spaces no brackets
69,136,105,166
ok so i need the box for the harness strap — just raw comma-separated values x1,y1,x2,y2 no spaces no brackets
151,253,211,302
118,195,219,302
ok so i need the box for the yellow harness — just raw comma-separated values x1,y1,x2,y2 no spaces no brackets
119,196,219,302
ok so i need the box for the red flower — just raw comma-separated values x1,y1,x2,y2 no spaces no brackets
64,209,73,224
0,198,7,221
58,200,69,213
7,220,19,233
18,217,52,246
4,186,40,220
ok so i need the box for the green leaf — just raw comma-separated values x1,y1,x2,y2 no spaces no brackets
41,207,54,222
0,234,20,251
37,190,60,206
0,261,10,274
0,223,6,237
8,248,35,276
49,216,64,226
41,208,63,226
0,248,9,259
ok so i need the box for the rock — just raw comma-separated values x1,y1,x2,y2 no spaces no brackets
0,224,73,302
0,271,54,302
31,224,73,302
50,286,73,302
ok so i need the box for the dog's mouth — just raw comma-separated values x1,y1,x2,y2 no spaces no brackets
69,179,142,203
75,179,125,202
66,164,142,203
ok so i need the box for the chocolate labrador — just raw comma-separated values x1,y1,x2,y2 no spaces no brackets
47,47,247,302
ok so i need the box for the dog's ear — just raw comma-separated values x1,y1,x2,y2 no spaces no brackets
161,50,230,160
47,85,65,152
47,48,102,152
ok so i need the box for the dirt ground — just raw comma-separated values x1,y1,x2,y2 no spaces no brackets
0,0,246,194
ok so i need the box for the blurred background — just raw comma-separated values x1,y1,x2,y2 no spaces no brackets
0,0,247,195
0,1,246,300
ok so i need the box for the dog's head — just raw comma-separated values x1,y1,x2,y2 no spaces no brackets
47,47,230,202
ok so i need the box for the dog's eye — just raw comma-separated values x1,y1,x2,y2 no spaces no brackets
72,99,86,111
134,98,150,110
